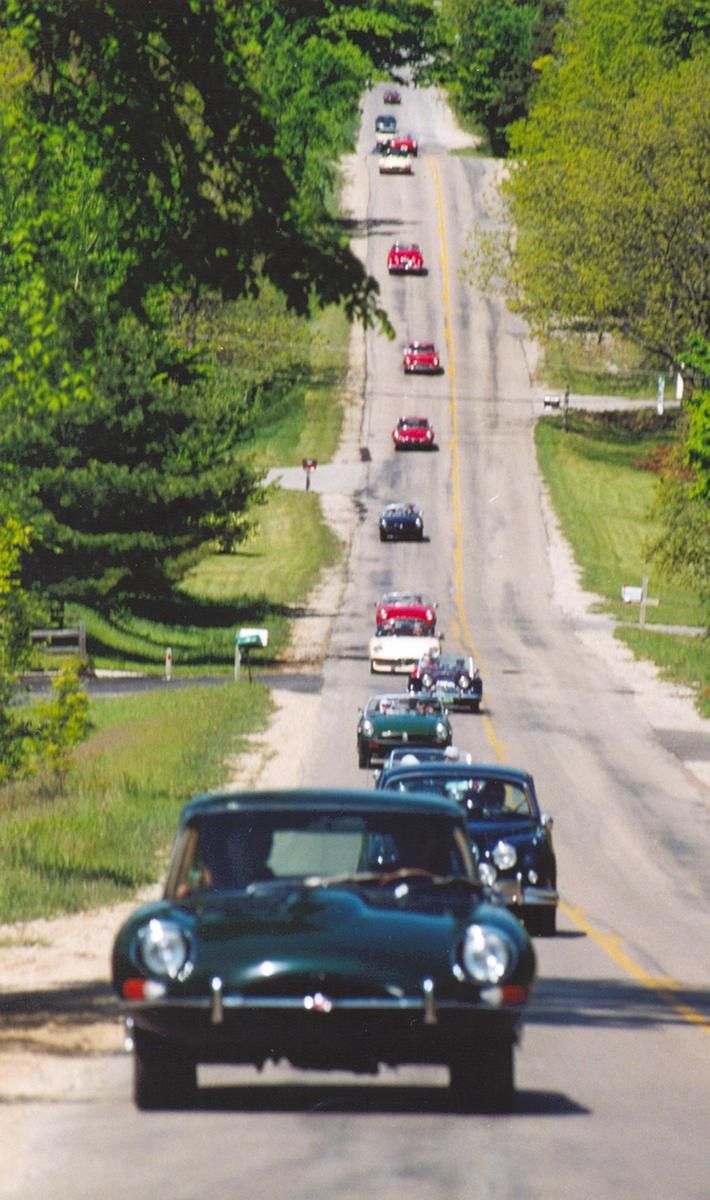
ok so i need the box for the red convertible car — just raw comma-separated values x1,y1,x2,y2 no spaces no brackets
403,341,442,374
390,133,418,157
375,591,437,632
387,243,424,274
392,416,435,450
383,89,401,104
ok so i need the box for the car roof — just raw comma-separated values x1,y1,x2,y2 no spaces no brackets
180,788,464,825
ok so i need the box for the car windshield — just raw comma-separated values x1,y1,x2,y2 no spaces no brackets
430,656,467,672
380,592,431,607
411,343,435,353
382,775,535,819
376,618,433,636
400,418,428,429
366,694,445,716
168,809,471,895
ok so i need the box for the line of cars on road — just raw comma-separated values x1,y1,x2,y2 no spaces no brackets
109,87,554,1114
364,91,558,937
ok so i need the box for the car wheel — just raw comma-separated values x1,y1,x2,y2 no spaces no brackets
469,699,481,713
449,1040,515,1113
133,1030,197,1111
358,745,370,769
525,907,556,937
379,531,386,541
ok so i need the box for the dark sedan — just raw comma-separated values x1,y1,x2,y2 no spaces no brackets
112,789,536,1111
377,762,558,935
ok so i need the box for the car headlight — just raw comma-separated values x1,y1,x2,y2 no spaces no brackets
138,919,189,979
461,923,513,983
478,862,497,886
361,719,374,737
492,841,517,870
415,517,422,526
435,721,448,741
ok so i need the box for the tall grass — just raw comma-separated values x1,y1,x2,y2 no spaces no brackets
0,682,272,923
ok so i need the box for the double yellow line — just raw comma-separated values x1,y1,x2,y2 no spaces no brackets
428,156,709,1035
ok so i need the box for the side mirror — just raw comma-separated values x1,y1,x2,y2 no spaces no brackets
541,813,554,830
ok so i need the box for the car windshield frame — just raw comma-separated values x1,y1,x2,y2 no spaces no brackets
166,808,472,897
381,773,537,819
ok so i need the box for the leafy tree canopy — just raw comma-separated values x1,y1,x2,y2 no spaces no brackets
492,0,710,361
436,0,566,154
1,0,436,327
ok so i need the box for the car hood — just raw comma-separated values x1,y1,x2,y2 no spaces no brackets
112,883,524,997
370,635,441,658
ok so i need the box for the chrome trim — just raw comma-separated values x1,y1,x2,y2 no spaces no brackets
422,977,437,1025
520,885,558,907
120,994,518,1014
211,976,224,1024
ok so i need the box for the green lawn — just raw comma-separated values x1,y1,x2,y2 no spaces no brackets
0,682,272,923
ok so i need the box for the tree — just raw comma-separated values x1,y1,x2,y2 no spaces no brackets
437,0,566,154
1,0,438,327
648,337,710,603
1,312,266,605
488,0,710,361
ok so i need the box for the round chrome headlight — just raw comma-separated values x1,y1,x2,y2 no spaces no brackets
492,841,517,870
361,719,374,737
138,919,189,979
415,517,422,526
461,924,513,983
435,721,448,741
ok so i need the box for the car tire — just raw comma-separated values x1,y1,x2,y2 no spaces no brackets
133,1030,197,1111
358,745,370,769
525,907,556,937
449,1040,515,1113
469,699,481,713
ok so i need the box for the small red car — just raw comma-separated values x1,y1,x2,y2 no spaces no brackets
383,89,402,104
375,591,437,632
387,243,424,274
403,341,442,374
390,133,418,157
392,416,435,450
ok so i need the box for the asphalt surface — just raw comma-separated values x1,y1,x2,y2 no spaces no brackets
6,86,709,1200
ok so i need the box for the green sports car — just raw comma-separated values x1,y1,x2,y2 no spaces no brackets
357,692,453,767
112,789,536,1112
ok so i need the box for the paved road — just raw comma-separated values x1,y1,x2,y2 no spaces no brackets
6,85,709,1200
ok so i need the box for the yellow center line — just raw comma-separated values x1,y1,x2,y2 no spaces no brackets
561,903,710,1032
429,157,506,764
428,156,708,1034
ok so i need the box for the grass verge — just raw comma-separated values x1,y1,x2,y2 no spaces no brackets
70,489,341,674
535,411,708,711
0,682,272,923
537,332,666,399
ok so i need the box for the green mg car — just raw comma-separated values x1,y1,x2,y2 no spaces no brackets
112,789,536,1112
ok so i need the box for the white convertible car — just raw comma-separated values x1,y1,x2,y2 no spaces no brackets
369,618,442,674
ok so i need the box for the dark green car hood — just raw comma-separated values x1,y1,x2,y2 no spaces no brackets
113,881,530,998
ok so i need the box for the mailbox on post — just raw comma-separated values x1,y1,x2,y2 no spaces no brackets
235,628,269,681
302,458,318,491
